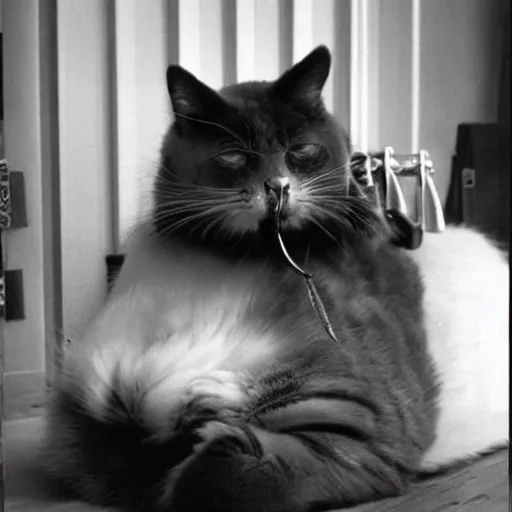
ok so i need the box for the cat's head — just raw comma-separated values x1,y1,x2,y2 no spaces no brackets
155,46,381,256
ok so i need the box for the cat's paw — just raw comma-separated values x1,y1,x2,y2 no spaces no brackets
178,370,254,431
194,420,263,457
161,421,262,507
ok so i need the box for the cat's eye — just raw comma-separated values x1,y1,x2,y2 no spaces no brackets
289,143,322,158
286,143,328,169
215,151,247,168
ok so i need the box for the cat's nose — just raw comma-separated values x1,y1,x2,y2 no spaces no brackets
264,177,290,195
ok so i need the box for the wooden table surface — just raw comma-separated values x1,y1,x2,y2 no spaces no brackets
3,417,509,512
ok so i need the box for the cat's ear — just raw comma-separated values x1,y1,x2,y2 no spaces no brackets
166,65,227,120
273,45,331,107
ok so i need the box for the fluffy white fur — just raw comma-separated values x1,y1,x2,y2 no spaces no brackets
60,224,278,438
412,226,509,470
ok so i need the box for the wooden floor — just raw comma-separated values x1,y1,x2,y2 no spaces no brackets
3,417,509,512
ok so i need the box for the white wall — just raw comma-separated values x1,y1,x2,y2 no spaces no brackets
2,1,45,374
112,0,170,248
57,1,113,340
2,0,47,418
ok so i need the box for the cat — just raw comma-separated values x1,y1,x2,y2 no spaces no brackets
41,46,508,512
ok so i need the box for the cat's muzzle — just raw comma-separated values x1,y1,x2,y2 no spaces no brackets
264,177,291,219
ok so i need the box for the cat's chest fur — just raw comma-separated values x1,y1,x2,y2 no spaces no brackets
103,227,285,371
68,226,296,425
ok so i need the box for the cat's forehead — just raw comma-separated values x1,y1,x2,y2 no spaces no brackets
219,81,311,149
220,82,278,146
219,81,270,107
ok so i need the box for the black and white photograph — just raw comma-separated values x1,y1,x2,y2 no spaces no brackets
0,1,509,511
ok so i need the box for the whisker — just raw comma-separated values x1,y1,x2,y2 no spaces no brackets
156,204,233,237
153,191,241,205
155,188,240,200
154,198,241,209
300,195,348,205
154,172,238,195
303,213,342,248
152,168,191,187
199,211,232,241
154,182,234,195
300,200,375,234
152,200,242,220
153,208,205,223
152,205,208,224
301,190,368,201
151,205,230,224
301,173,340,189
301,184,345,197
302,182,343,196
187,214,219,238
301,162,352,187
346,172,368,200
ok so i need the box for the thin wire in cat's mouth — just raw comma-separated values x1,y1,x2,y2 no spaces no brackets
273,186,340,343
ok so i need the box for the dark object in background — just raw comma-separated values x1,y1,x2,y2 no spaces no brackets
106,253,126,292
445,123,510,252
3,269,25,321
385,209,423,251
8,172,28,229
446,14,510,251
